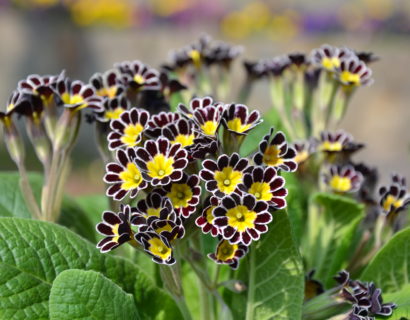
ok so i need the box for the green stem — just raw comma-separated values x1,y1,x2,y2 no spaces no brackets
17,162,42,220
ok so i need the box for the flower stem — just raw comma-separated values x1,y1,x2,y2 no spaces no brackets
17,162,42,220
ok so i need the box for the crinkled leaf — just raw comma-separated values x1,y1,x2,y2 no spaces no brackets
230,210,304,320
49,269,139,320
0,217,182,320
361,227,410,293
307,192,364,287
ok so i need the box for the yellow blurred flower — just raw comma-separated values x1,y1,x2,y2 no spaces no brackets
149,0,194,17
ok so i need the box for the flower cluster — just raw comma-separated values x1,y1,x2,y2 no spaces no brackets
334,271,396,320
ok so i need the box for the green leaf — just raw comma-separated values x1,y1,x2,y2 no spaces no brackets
361,227,410,293
74,194,108,228
307,192,364,287
0,171,42,218
375,284,410,320
0,217,182,320
49,269,139,320
231,210,304,320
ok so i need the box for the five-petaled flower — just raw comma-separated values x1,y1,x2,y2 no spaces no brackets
379,174,410,217
107,107,149,150
145,112,181,139
116,60,161,91
213,193,272,245
135,230,175,265
96,204,136,253
135,138,188,186
323,165,363,194
177,96,214,118
200,153,249,198
310,45,353,72
104,148,147,200
95,95,129,123
195,196,221,237
161,118,197,149
318,130,364,157
192,103,225,137
253,128,297,172
208,238,248,269
222,103,262,135
132,192,175,226
89,69,125,100
238,166,288,209
335,57,373,87
18,73,59,107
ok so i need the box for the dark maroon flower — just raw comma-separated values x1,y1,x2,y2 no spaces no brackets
323,164,363,194
222,103,262,136
89,69,125,100
115,60,161,91
195,196,221,237
145,111,181,139
192,103,225,137
177,96,214,118
135,230,175,265
208,237,248,269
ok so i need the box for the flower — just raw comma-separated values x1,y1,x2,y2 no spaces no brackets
213,193,272,245
222,103,262,135
135,230,175,265
379,174,410,216
335,57,373,87
18,73,59,106
135,138,188,186
115,60,161,91
161,118,197,149
55,77,104,112
292,140,316,165
323,165,363,193
132,192,175,226
203,41,243,69
190,135,220,160
253,128,297,172
177,96,214,118
96,204,136,253
145,111,181,139
310,45,353,72
95,95,130,123
355,51,379,64
318,130,364,155
89,69,125,99
139,217,185,242
265,56,290,77
159,72,187,98
238,166,287,209
288,53,309,70
195,196,220,237
156,173,201,218
243,60,269,80
107,107,149,150
192,103,225,137
208,238,248,269
104,148,147,200
200,153,249,198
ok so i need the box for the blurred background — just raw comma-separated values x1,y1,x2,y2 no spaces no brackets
0,0,409,195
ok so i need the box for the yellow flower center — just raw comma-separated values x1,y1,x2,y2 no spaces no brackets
111,224,120,243
61,93,86,108
263,145,284,167
201,121,219,136
188,49,201,69
340,71,361,86
329,176,352,193
155,223,173,234
7,103,14,112
148,237,171,260
227,118,251,133
320,141,343,152
214,166,243,194
105,107,124,120
205,206,216,224
97,86,118,99
383,195,403,212
321,57,340,71
171,134,195,147
119,163,143,191
147,207,161,217
167,183,193,208
226,205,257,232
295,151,309,164
120,123,144,147
133,74,145,85
248,182,272,201
216,240,238,261
146,154,174,179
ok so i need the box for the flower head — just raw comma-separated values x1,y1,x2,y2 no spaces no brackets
292,140,316,165
139,217,185,242
104,148,147,200
116,60,160,91
200,153,249,198
288,53,309,70
96,204,136,253
135,230,175,265
132,192,175,226
95,95,130,123
203,41,243,69
145,112,181,139
195,196,221,237
159,72,187,97
18,73,59,106
156,173,201,218
190,135,220,160
323,165,363,194
213,193,272,245
335,57,373,87
253,128,297,172
161,118,197,149
238,166,287,209
107,107,149,150
192,103,225,137
208,238,248,269
265,56,290,77
135,138,188,186
243,60,269,80
56,78,104,112
89,70,125,99
318,130,364,155
379,174,410,216
310,45,353,72
222,103,262,135
177,96,214,118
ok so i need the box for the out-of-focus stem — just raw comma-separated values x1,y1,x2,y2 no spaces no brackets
17,162,42,220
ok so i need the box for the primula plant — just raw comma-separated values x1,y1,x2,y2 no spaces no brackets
0,35,409,320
